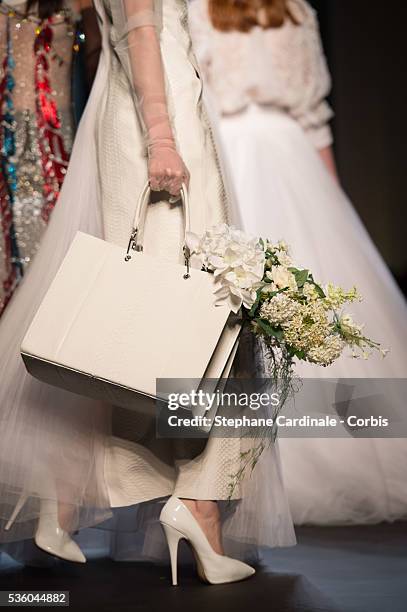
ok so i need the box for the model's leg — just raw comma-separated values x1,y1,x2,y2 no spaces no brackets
57,501,77,532
173,436,243,556
179,499,223,554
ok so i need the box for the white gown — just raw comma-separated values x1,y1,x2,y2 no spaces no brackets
189,0,407,525
0,0,295,562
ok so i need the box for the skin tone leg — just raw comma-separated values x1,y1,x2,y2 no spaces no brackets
56,479,78,533
180,498,224,555
58,503,77,532
58,497,224,553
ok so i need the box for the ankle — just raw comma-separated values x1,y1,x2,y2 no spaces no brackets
181,499,219,519
180,498,224,555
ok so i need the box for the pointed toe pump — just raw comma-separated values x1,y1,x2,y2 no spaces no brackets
160,496,255,586
5,493,86,564
34,499,86,563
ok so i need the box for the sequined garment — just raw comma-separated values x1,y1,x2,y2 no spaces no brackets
0,2,78,314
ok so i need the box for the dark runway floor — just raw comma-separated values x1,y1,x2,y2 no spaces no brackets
0,523,406,612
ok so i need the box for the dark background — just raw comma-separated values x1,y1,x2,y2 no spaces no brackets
311,1,406,294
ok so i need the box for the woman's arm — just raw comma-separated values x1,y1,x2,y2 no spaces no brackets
318,145,340,184
294,3,339,184
110,0,189,196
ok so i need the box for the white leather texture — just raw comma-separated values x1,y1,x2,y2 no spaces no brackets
21,230,240,409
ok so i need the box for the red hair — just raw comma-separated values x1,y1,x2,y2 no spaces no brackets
208,0,300,32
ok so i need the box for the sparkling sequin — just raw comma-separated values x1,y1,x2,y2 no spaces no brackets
0,3,77,314
12,109,73,268
0,12,22,309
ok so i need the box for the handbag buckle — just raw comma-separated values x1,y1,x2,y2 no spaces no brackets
125,229,141,262
183,245,191,280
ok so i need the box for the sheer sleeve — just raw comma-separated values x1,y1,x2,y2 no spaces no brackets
291,0,334,149
109,0,189,194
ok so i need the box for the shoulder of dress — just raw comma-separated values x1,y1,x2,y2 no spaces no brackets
287,0,318,25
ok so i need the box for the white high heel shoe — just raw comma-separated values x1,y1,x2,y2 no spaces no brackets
4,492,86,564
160,496,255,586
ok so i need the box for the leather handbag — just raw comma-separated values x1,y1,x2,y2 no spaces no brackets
21,184,241,419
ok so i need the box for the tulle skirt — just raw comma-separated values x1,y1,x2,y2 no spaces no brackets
0,26,296,563
219,104,407,525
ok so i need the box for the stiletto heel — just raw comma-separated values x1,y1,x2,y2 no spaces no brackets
4,491,29,531
160,496,255,585
161,523,183,586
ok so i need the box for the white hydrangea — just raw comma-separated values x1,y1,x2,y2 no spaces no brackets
308,335,346,366
260,294,301,326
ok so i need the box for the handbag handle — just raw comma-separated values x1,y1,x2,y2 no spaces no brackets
125,183,192,279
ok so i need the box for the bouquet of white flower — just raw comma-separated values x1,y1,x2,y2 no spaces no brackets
188,225,386,496
189,224,385,370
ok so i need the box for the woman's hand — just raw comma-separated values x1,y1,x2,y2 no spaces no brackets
148,145,190,197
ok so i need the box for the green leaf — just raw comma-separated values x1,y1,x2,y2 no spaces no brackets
287,346,306,360
255,318,284,341
307,274,326,298
312,283,326,298
289,268,309,288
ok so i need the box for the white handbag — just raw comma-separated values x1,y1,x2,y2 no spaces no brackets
21,184,241,418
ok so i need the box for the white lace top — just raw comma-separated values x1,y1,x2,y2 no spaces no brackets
188,0,333,148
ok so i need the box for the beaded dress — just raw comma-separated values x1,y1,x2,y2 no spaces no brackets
0,1,80,314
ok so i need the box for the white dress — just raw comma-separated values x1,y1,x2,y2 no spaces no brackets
0,0,295,560
189,0,407,525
